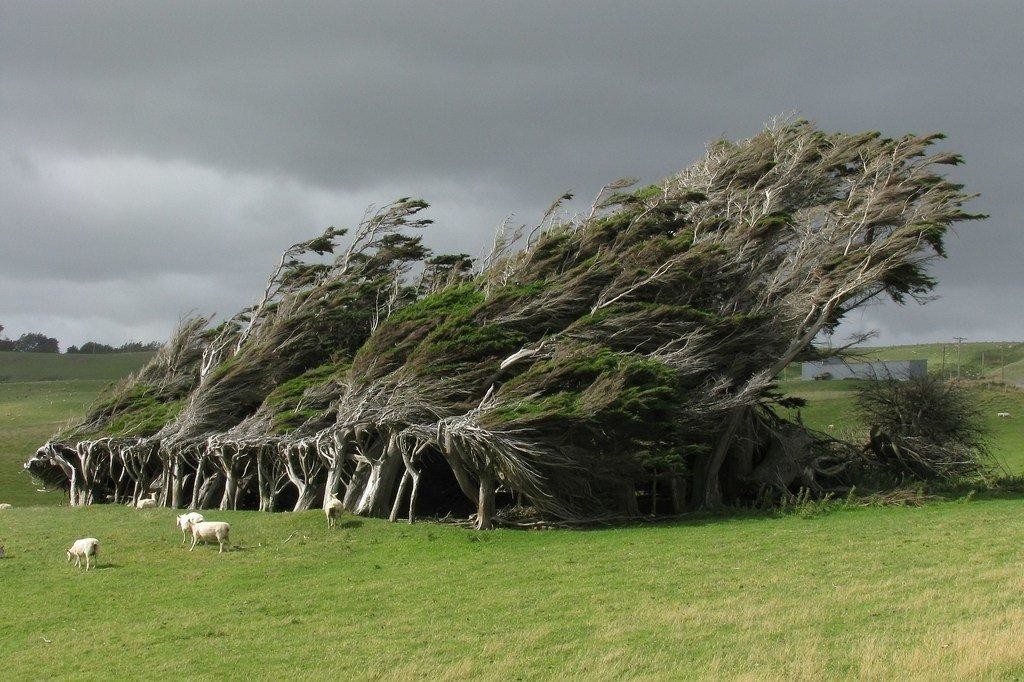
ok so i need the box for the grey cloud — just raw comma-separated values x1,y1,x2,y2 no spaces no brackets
1,1,1021,346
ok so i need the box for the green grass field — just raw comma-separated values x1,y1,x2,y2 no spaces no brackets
860,342,1024,384
2,500,1024,678
0,351,153,506
0,351,153,383
1,348,1023,678
780,379,1024,473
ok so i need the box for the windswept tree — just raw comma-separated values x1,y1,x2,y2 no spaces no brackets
30,120,982,522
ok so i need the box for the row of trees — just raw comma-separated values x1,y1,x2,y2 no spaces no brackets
26,120,985,527
0,328,60,353
0,324,159,354
66,341,162,354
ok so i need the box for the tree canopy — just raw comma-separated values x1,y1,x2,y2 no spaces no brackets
27,120,984,526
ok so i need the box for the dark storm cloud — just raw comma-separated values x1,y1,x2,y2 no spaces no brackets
1,1,1021,346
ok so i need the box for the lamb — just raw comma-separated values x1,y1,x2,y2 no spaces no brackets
67,537,99,570
187,520,230,553
0,503,12,510
176,512,205,543
324,495,344,529
997,412,1011,419
136,497,158,509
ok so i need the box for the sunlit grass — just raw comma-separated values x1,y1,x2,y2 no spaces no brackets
1,502,1024,679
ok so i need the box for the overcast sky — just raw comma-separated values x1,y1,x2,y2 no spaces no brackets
1,1,1021,348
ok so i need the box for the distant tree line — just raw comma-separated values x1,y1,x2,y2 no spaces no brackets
0,331,60,353
66,341,162,354
0,322,159,354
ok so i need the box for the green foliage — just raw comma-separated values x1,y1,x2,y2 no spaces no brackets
104,394,183,437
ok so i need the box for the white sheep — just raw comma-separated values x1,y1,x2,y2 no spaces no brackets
997,412,1011,419
826,424,836,431
136,497,158,509
324,495,344,529
176,512,205,543
0,503,12,510
67,538,100,570
188,520,230,553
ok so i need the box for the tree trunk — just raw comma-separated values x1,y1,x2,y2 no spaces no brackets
668,475,686,514
355,452,403,517
445,455,479,506
323,464,346,511
220,472,237,511
408,470,421,524
343,462,370,511
389,471,411,522
197,472,222,509
292,483,318,512
476,472,496,530
190,466,205,509
692,405,746,509
619,480,639,517
170,458,183,508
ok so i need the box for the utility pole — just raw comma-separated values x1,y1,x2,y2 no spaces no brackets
954,336,967,380
1002,345,1006,391
940,344,946,380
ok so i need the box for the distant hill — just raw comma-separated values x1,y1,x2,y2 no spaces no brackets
856,342,1024,385
0,351,154,383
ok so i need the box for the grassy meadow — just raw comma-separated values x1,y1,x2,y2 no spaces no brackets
779,378,1024,473
3,501,1024,679
0,351,153,506
1,347,1023,679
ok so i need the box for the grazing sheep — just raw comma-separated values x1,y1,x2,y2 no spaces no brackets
188,520,230,553
136,497,158,509
176,512,205,543
67,538,99,570
324,496,344,529
997,412,1011,419
0,503,12,510
826,424,836,431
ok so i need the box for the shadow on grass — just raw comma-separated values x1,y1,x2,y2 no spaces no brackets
335,519,363,530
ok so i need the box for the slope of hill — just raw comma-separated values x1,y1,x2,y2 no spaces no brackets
0,351,154,383
779,379,1024,473
855,342,1024,383
0,351,153,505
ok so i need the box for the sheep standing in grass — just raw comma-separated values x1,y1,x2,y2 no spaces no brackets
136,497,158,509
0,503,12,510
176,512,205,543
188,520,230,553
67,538,99,570
324,495,344,529
997,412,1011,419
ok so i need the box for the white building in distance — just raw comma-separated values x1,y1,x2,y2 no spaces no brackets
801,357,927,381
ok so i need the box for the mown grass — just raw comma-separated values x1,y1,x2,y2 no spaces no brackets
2,501,1024,679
